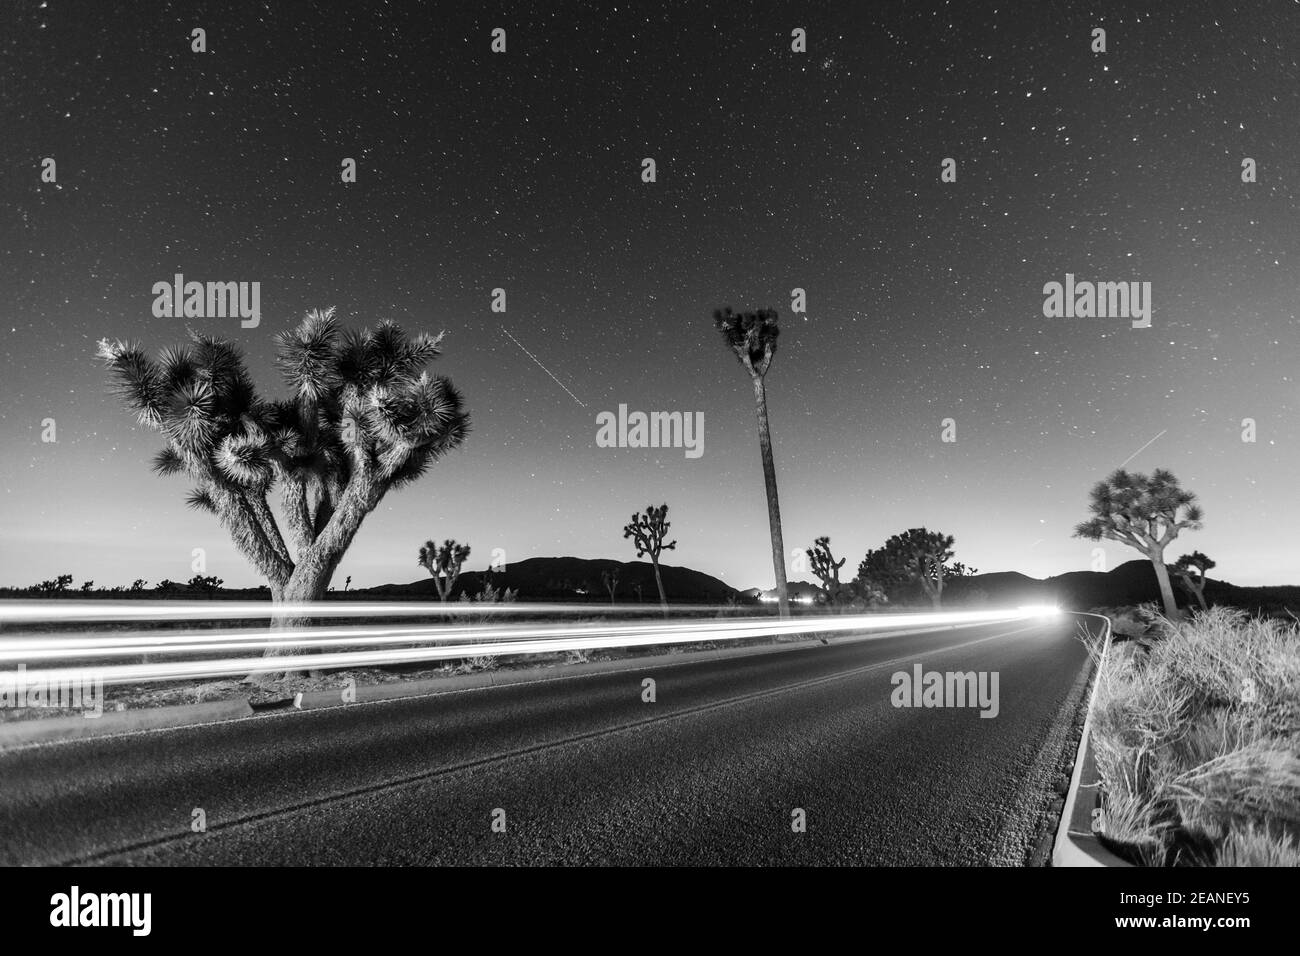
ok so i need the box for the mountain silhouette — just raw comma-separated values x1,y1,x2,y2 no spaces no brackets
368,556,735,603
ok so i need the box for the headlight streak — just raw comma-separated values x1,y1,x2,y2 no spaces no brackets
0,604,1059,686
0,600,708,624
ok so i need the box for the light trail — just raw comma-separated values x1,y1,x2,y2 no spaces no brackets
0,600,703,625
0,606,1062,686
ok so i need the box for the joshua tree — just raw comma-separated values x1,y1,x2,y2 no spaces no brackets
418,539,471,601
344,575,352,591
714,307,789,618
98,308,469,681
130,578,148,592
602,566,620,605
1074,468,1203,617
806,536,851,604
623,504,676,612
858,528,956,608
187,574,224,598
80,581,94,592
1171,551,1215,611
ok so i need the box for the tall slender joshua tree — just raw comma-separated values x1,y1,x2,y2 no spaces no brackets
418,539,470,600
713,307,789,618
98,308,470,681
623,504,676,613
1073,468,1203,617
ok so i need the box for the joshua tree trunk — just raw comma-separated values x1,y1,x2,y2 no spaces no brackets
651,557,668,616
246,481,374,684
249,574,329,684
1148,551,1179,617
922,560,944,609
752,375,789,618
1192,580,1208,611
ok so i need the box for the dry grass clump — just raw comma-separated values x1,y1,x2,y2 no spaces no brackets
1087,606,1300,866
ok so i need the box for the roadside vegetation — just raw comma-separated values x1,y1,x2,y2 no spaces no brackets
1088,606,1300,866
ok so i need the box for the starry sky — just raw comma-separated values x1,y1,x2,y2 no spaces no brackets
1,1,1296,592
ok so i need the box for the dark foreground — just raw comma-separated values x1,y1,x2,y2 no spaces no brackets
0,616,1094,865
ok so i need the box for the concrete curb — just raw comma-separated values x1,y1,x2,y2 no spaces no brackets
0,699,255,749
1052,612,1133,867
0,620,963,745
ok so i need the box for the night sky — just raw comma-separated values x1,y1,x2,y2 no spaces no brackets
2,1,1296,591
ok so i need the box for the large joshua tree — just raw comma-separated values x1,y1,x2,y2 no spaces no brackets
714,307,789,618
623,504,676,612
859,528,956,608
417,539,470,601
98,308,469,677
1073,468,1203,617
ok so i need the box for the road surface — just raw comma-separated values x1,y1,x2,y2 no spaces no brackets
0,615,1095,865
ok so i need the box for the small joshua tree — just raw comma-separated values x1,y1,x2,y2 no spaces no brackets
98,308,469,682
1074,468,1203,617
344,575,352,592
806,536,851,604
418,539,471,601
602,566,620,605
624,504,676,612
1171,551,1215,611
714,307,789,618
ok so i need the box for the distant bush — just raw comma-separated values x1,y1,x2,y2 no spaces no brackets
452,583,517,672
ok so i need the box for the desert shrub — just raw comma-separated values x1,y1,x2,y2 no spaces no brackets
1089,607,1300,866
451,583,517,672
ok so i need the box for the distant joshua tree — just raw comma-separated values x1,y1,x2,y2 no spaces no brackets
98,309,469,682
130,578,148,592
344,575,352,592
1171,551,1216,611
1074,468,1203,617
418,539,471,601
188,574,224,598
859,528,957,608
80,581,94,593
806,536,853,605
602,566,620,605
714,307,789,618
28,574,74,596
624,504,676,612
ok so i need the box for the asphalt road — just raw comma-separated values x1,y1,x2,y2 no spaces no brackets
0,615,1095,865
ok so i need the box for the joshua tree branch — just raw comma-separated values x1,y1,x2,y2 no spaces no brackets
242,488,293,569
